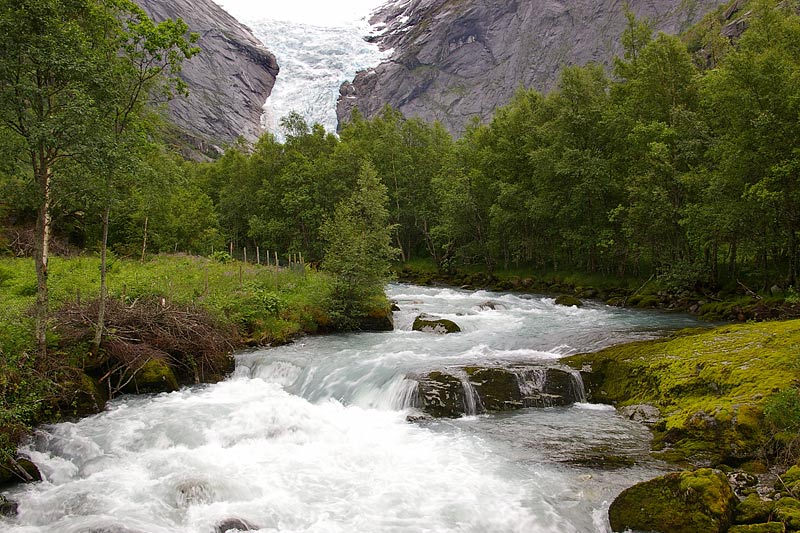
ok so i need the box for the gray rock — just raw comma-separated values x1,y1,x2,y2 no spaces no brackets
337,0,727,137
415,365,585,417
135,0,278,155
215,518,258,532
412,313,461,334
620,404,661,426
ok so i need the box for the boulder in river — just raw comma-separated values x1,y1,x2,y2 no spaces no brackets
215,518,258,532
0,494,18,517
608,468,736,533
412,313,461,334
554,295,583,307
415,366,585,418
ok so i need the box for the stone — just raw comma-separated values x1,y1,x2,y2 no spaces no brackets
416,365,584,417
554,295,583,307
415,371,469,418
135,0,279,155
215,518,258,532
608,468,737,533
122,358,179,394
620,404,661,426
412,313,461,334
0,457,42,488
774,497,800,531
734,493,775,525
337,0,728,137
0,495,18,517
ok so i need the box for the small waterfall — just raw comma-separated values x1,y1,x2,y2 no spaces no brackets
567,369,588,404
459,377,483,416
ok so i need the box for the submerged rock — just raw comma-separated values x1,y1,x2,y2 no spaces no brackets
608,468,736,533
215,518,258,532
412,313,461,334
0,456,41,488
0,495,18,517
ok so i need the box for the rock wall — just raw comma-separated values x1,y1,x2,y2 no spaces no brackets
135,0,279,153
337,0,729,136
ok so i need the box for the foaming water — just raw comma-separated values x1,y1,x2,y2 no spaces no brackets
1,284,704,532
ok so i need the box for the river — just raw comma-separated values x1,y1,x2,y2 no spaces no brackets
1,284,705,532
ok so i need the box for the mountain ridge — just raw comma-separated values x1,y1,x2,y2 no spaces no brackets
135,0,279,155
337,0,730,135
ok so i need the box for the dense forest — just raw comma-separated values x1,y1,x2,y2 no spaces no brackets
3,0,800,296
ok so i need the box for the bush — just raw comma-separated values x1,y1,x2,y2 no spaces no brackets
764,387,800,462
209,250,232,263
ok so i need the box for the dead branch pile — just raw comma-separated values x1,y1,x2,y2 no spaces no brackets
54,297,236,396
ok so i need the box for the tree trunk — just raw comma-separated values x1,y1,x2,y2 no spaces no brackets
33,159,53,356
93,205,111,354
140,215,148,262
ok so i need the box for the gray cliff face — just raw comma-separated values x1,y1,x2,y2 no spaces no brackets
337,0,728,136
135,0,278,151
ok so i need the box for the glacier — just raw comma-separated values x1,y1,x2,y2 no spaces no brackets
213,0,389,138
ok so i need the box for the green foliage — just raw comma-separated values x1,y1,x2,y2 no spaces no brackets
209,251,233,263
321,161,398,326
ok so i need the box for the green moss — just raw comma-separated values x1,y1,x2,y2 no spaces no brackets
412,314,461,334
729,524,786,533
564,320,800,464
608,468,736,533
554,295,583,307
774,498,800,530
735,493,776,525
123,358,179,394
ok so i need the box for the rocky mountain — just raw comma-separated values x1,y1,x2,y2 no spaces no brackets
337,0,730,136
135,0,279,154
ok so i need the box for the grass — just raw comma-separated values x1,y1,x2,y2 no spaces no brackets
0,254,338,467
0,254,335,351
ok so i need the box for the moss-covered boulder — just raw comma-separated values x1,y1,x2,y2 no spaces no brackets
122,358,179,394
777,465,800,495
735,494,776,525
412,313,461,334
729,524,786,533
554,295,583,307
774,498,800,531
564,320,800,465
356,304,395,331
0,456,41,488
608,468,736,533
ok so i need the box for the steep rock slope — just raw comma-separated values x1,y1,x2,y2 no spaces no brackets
337,0,728,135
136,0,279,152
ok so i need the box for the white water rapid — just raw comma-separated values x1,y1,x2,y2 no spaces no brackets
214,0,389,138
1,284,706,532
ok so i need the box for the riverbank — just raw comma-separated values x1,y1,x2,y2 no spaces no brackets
0,254,392,487
395,261,800,322
562,321,800,532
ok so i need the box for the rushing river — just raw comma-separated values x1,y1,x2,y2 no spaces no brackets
1,284,706,533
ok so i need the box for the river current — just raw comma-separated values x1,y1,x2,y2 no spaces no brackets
1,284,705,532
